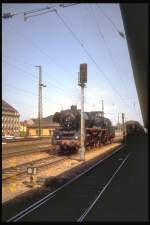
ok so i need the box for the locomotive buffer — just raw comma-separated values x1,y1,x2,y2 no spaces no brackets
78,64,87,161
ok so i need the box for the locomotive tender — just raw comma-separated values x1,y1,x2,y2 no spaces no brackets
52,105,115,152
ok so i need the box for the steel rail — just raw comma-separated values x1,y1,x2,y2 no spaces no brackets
3,154,57,174
2,146,53,159
77,151,132,222
3,155,66,182
7,144,125,222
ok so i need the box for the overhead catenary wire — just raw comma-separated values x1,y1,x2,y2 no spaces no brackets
4,80,78,113
3,56,35,67
24,8,56,21
2,6,53,19
23,5,53,16
2,3,141,121
6,23,75,84
86,5,128,93
4,97,37,108
4,84,63,112
55,11,133,111
3,60,37,80
3,97,52,119
2,59,78,100
96,4,125,39
2,4,78,19
4,23,79,103
14,82,75,107
3,56,79,103
3,57,76,97
59,3,80,8
86,5,135,114
4,7,132,117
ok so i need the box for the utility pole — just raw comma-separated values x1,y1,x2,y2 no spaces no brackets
36,65,46,138
101,100,104,117
78,64,87,161
122,113,125,140
118,113,120,131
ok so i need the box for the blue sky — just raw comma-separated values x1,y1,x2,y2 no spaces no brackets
2,3,143,125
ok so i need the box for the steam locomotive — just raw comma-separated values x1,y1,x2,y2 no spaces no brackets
52,105,115,152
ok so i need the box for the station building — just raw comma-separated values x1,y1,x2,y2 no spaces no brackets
26,115,60,137
2,100,20,137
20,120,28,137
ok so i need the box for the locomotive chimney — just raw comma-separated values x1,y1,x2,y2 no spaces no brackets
71,105,77,111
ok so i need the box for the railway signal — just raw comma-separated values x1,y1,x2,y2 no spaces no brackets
79,64,87,85
78,63,87,161
27,166,37,187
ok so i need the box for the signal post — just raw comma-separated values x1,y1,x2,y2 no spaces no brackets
78,64,87,161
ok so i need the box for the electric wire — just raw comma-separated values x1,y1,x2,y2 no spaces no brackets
3,59,78,99
86,5,135,115
3,5,140,122
55,11,133,111
6,23,75,84
3,60,37,80
4,10,133,117
87,5,128,92
96,4,125,39
4,86,59,113
3,22,79,101
4,83,70,106
3,56,79,102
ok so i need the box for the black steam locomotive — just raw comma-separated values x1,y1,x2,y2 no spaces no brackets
52,105,115,152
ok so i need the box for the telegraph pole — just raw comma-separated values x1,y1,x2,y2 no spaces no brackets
118,113,120,131
101,100,104,117
36,65,46,137
122,113,125,140
78,64,87,161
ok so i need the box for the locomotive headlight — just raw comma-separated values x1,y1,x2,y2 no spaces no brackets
75,136,79,140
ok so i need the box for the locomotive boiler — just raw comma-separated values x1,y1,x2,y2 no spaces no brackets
52,105,115,153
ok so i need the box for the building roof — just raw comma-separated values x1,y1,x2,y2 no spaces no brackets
27,115,60,128
2,100,19,114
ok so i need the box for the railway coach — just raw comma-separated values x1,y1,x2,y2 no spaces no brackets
125,120,144,135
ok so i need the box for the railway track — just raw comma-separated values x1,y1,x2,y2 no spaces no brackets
2,137,49,143
2,146,54,159
2,155,67,182
2,137,122,160
6,144,131,222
